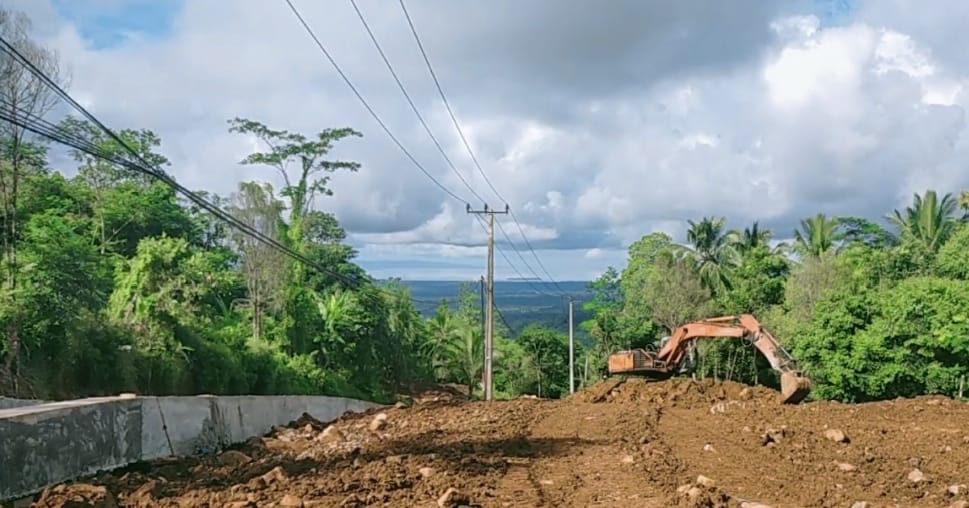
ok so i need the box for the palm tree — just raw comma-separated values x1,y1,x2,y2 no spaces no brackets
732,221,774,253
887,190,959,254
682,216,741,294
793,213,841,257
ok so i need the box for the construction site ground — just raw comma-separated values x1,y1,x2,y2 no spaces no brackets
30,378,969,508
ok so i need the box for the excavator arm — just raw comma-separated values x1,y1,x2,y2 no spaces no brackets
607,314,812,404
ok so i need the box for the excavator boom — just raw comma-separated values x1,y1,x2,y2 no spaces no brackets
607,314,812,404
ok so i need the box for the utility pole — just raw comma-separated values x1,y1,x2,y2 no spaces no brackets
467,203,509,401
568,296,575,394
479,276,486,345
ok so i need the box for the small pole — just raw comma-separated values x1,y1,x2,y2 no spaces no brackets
568,296,575,394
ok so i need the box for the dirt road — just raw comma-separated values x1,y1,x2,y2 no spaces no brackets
31,378,969,507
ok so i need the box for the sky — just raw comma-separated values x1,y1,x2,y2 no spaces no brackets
4,0,969,281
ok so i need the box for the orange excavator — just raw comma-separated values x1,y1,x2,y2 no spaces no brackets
607,314,812,404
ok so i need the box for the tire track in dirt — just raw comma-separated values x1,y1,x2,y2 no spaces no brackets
513,402,673,507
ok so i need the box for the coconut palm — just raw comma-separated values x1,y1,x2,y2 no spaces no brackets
682,216,741,294
793,213,841,257
733,221,773,253
887,190,959,254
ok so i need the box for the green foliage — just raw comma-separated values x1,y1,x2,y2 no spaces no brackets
583,188,969,403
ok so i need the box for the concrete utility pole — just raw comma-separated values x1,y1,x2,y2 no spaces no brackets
467,203,509,401
568,296,575,394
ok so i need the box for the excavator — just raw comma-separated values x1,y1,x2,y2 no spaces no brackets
607,314,812,404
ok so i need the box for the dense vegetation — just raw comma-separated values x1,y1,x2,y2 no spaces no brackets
581,192,969,401
0,7,580,403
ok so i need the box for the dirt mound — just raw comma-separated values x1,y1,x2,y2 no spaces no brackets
33,484,117,507
571,377,780,408
25,384,969,508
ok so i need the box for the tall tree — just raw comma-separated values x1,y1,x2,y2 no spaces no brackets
59,117,173,254
643,251,715,335
733,221,773,254
226,118,361,262
0,8,66,390
226,181,288,341
793,213,841,257
836,216,897,249
683,216,741,294
888,190,960,261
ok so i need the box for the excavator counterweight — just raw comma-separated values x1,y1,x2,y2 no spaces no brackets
607,314,812,404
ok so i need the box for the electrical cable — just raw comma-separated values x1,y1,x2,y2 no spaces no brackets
282,0,470,205
397,0,569,296
347,0,553,288
0,41,453,307
347,0,486,206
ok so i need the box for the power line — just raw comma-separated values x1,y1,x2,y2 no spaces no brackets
471,214,558,298
287,0,553,312
0,38,448,308
346,0,486,205
282,0,470,205
397,0,569,296
347,0,552,289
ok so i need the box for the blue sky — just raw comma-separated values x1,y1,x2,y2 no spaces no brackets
51,0,182,49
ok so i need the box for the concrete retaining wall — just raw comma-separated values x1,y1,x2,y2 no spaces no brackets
0,396,46,410
0,394,382,501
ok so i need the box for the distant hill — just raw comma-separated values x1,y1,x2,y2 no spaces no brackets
386,280,595,338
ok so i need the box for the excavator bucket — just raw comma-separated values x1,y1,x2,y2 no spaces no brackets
780,371,812,404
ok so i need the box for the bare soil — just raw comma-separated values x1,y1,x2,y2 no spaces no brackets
28,378,969,508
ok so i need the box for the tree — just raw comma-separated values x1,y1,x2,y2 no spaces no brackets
59,117,171,254
517,325,572,398
793,213,841,257
718,244,789,314
0,8,67,390
683,216,741,294
227,118,362,260
226,181,288,341
733,221,773,254
888,190,961,265
836,216,897,249
581,267,624,363
642,251,716,335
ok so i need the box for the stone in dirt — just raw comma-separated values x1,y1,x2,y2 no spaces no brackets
218,450,253,467
824,428,849,443
260,465,288,485
279,494,304,507
369,412,389,431
908,469,926,483
315,425,345,444
437,487,470,507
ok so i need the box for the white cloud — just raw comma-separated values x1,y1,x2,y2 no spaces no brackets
5,0,969,282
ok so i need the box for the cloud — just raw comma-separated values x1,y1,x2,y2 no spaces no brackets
4,0,969,282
